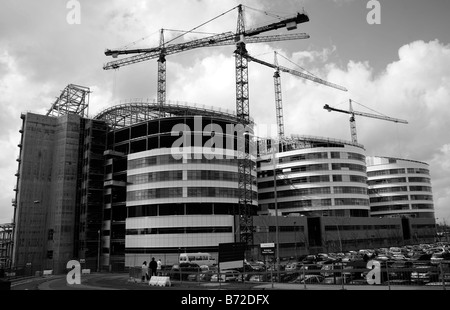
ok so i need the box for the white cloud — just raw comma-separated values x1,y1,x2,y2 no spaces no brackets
1,1,449,225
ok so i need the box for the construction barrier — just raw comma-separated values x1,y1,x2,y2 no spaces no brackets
43,270,53,276
149,276,171,287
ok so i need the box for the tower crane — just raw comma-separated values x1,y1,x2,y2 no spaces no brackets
324,99,408,143
103,7,310,112
240,52,348,140
104,4,311,247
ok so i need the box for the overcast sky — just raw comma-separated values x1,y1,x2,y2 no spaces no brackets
1,0,450,225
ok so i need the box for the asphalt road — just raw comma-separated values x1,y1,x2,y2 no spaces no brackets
8,273,447,291
10,273,265,290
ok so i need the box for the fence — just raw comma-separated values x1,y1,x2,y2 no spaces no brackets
128,260,450,290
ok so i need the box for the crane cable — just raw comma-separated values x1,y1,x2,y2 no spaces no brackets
165,5,239,46
277,52,317,78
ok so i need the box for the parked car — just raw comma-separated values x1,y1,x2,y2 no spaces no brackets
248,274,269,282
322,276,349,285
285,262,302,271
388,261,413,281
430,252,450,265
210,269,240,282
409,252,432,262
302,255,317,264
198,270,214,282
411,265,439,284
170,262,201,280
289,274,324,284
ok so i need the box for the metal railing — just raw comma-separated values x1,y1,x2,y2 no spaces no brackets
127,260,450,290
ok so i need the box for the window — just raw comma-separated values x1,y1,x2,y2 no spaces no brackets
48,229,54,241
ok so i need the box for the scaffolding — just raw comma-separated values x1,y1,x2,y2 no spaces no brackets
0,223,13,269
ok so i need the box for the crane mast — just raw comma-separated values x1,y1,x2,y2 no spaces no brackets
234,5,253,247
233,5,310,248
324,99,408,143
349,99,358,143
157,29,166,114
273,52,284,140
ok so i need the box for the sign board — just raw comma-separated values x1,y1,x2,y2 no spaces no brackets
260,242,275,255
80,259,86,263
218,242,246,270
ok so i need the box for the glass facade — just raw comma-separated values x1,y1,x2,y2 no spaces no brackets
257,139,369,218
366,156,435,219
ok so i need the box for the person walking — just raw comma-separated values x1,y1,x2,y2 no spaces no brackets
149,257,157,277
141,261,149,282
157,259,162,276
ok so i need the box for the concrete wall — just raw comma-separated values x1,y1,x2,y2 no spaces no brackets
251,215,436,260
47,114,81,273
13,113,82,274
13,113,57,270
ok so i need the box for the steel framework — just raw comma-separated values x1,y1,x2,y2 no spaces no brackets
46,84,90,118
93,99,246,129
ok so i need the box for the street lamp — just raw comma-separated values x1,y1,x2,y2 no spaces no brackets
293,221,297,260
271,140,280,282
435,218,439,242
244,133,280,280
97,230,101,272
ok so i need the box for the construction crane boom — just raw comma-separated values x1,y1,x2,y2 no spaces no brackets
243,53,348,92
323,103,408,123
324,99,408,143
103,32,309,70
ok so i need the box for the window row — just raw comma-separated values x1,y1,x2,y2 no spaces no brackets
187,170,239,182
128,154,251,170
126,226,232,235
187,187,257,200
368,186,408,194
127,187,258,201
325,224,400,231
278,152,328,163
369,194,433,204
367,177,431,186
276,151,365,163
367,167,430,177
334,198,369,206
254,226,305,233
258,175,331,188
127,203,240,217
333,186,368,195
127,188,183,200
258,187,331,200
330,152,366,162
411,204,434,210
370,204,410,212
128,170,183,184
127,170,242,185
331,163,366,172
275,199,332,209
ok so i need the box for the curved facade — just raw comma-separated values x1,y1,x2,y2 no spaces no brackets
98,104,258,267
366,156,435,218
257,136,370,217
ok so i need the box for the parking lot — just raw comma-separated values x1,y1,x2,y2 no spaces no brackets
132,241,450,289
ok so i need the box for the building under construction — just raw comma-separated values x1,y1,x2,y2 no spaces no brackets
9,5,437,273
10,88,436,272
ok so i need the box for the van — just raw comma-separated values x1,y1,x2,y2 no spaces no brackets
179,253,216,267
